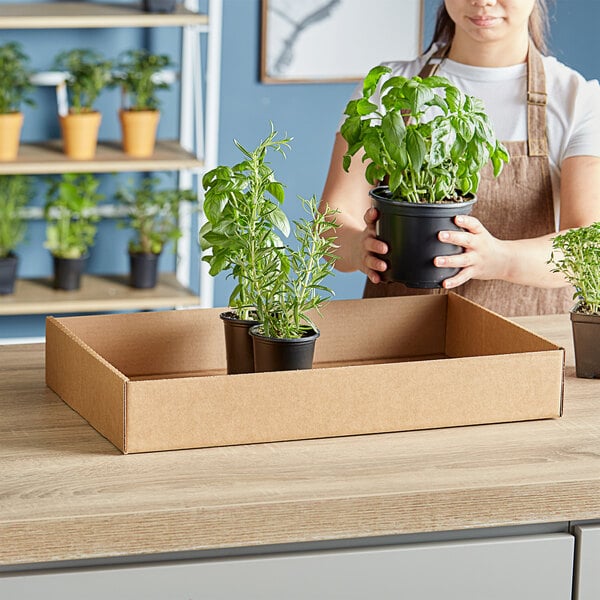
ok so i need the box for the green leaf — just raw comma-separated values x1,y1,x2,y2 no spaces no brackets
362,65,391,98
266,181,285,203
356,98,378,116
405,128,426,171
382,112,406,161
270,205,290,237
340,115,362,146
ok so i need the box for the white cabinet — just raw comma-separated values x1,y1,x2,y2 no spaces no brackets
574,523,600,599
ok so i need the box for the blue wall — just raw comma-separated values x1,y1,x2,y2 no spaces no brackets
1,0,599,339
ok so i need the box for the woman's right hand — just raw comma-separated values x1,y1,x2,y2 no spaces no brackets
360,207,389,283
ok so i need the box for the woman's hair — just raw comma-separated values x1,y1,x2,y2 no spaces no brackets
428,0,550,55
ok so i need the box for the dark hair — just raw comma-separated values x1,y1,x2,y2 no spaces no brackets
429,0,550,55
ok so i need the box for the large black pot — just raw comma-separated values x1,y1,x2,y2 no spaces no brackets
370,186,477,288
53,255,87,291
143,0,177,13
249,326,320,373
571,305,600,379
220,311,260,375
129,251,160,289
0,253,18,295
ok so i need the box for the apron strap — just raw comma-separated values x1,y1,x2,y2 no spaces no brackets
417,44,450,79
527,41,549,157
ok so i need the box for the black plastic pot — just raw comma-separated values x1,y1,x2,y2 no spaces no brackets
220,311,260,375
129,251,160,289
571,305,600,379
0,253,18,295
143,0,177,13
370,186,477,288
249,326,320,373
53,255,87,291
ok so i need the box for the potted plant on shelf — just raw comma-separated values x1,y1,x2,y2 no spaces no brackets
44,173,103,290
112,49,173,158
550,222,600,379
0,175,33,295
53,49,112,160
200,126,292,375
116,176,195,289
249,195,338,373
0,42,35,161
341,67,509,288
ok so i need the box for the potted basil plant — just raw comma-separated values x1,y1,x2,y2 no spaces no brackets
53,49,112,160
0,175,33,295
116,177,195,289
550,222,600,379
200,126,291,374
0,42,35,161
44,173,103,290
341,67,509,288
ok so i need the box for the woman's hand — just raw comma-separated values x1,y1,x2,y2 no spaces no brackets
359,207,389,284
435,215,508,289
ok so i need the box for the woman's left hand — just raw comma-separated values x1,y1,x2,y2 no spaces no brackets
434,215,508,289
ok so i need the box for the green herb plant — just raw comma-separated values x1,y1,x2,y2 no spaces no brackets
44,173,103,259
0,175,33,258
114,49,173,111
341,67,509,203
0,42,35,114
54,49,113,114
550,222,600,315
116,177,195,255
200,126,292,321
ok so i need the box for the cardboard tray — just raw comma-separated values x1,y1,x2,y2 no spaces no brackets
45,293,565,454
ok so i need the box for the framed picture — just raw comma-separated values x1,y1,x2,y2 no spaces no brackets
261,0,424,83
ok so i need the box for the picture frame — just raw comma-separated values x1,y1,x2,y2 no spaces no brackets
261,0,424,84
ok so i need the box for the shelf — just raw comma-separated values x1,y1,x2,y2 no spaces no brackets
0,140,203,175
0,3,208,29
0,273,199,315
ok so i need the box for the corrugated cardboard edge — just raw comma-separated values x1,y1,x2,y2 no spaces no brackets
45,317,129,452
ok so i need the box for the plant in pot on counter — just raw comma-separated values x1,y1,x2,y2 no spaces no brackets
44,173,103,290
112,49,173,158
116,176,195,289
54,49,113,160
0,175,33,295
550,222,600,379
249,195,338,373
200,126,292,375
341,67,509,288
0,42,35,162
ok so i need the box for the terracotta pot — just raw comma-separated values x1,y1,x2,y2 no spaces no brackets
119,109,160,158
0,112,24,161
59,111,102,160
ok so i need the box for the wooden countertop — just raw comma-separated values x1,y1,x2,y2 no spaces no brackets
1,314,599,566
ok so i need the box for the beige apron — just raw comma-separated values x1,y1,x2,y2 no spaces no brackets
363,43,573,316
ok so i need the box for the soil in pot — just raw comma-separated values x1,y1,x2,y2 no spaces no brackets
370,186,477,288
143,0,177,13
220,311,259,375
0,112,24,161
0,253,18,295
571,306,600,379
53,255,87,291
129,251,160,289
249,326,320,373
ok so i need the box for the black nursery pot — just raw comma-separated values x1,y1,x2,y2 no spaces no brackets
143,0,177,13
370,186,477,288
249,326,320,373
129,251,160,289
571,306,600,379
220,311,260,375
53,255,87,291
0,253,18,295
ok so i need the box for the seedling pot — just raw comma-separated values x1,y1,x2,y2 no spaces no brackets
53,255,87,291
143,0,177,13
249,326,320,373
571,305,600,379
129,251,159,289
119,109,160,158
370,186,477,288
0,253,18,295
0,112,24,161
59,112,102,160
220,311,260,375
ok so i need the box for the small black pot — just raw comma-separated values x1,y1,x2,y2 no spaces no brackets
571,305,600,379
53,255,87,291
370,186,477,288
129,251,160,289
143,0,177,13
249,326,320,373
0,253,18,295
220,311,260,375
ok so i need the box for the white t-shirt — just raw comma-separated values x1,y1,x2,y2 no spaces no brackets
344,45,600,225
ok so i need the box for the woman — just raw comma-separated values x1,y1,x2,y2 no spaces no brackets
319,0,600,316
